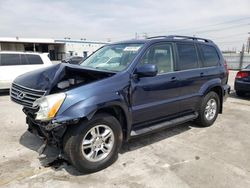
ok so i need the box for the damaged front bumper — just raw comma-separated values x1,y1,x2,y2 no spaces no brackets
24,108,79,148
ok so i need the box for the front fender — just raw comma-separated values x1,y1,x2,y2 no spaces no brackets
53,92,130,125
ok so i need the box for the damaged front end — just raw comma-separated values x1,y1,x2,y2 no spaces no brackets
10,63,115,153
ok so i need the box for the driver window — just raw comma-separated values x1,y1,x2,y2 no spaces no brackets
140,43,174,74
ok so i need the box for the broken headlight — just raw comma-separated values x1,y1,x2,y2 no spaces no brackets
33,93,66,121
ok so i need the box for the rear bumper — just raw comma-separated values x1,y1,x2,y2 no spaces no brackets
223,84,230,101
235,80,250,92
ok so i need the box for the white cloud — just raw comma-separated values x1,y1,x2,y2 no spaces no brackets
0,0,249,50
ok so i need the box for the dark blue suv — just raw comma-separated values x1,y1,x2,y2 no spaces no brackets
10,35,230,173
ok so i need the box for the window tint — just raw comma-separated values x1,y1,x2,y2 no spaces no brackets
26,55,43,65
140,43,174,74
177,43,198,70
20,54,29,65
200,45,219,67
0,54,20,66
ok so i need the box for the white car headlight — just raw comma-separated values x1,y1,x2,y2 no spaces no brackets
33,93,66,121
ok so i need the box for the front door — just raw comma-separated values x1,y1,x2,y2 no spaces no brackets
131,43,181,125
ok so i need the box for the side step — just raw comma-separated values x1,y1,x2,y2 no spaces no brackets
130,112,198,137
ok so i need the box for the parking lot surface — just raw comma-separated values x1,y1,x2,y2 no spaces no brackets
0,71,250,188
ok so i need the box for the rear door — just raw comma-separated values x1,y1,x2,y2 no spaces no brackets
131,42,181,125
175,42,207,113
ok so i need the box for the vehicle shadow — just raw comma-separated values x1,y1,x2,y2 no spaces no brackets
19,122,195,176
229,90,250,100
120,123,193,154
19,131,82,175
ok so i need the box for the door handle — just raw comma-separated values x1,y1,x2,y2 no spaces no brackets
200,72,204,77
171,76,177,82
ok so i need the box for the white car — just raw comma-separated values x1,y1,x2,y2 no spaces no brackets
0,51,52,89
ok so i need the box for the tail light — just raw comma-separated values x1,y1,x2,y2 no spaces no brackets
236,71,249,79
224,60,229,75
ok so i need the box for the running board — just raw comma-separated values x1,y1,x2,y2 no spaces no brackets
130,112,198,137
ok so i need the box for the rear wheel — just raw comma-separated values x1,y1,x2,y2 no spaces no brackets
63,113,123,173
195,91,220,127
236,90,245,97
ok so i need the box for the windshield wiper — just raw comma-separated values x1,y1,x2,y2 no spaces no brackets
95,67,119,73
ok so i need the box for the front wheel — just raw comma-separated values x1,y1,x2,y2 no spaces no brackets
195,91,220,127
63,113,123,173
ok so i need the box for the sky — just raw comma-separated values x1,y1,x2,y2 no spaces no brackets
0,0,250,51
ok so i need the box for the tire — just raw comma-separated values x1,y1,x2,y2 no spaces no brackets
63,113,123,173
195,91,220,127
236,90,245,97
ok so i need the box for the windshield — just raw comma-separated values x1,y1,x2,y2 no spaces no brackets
80,43,143,72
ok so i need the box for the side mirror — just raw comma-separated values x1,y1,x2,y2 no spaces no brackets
135,64,158,77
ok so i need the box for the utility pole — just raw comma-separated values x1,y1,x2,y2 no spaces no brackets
247,32,250,53
239,44,245,69
135,32,138,39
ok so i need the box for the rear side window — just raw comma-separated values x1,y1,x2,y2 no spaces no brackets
177,43,198,70
20,54,29,65
200,45,219,67
26,55,43,65
0,54,20,66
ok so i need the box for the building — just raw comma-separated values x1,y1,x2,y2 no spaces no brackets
55,39,107,59
0,37,107,61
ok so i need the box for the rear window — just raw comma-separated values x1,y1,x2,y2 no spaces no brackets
26,54,43,65
177,43,199,70
0,54,20,66
0,54,44,66
200,45,219,67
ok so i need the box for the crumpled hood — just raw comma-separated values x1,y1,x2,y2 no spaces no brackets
13,63,115,92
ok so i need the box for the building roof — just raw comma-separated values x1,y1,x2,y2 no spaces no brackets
55,39,108,45
0,37,64,44
0,37,107,45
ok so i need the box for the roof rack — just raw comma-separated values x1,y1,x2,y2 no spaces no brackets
146,35,213,43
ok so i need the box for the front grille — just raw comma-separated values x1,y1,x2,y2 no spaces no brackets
10,83,46,109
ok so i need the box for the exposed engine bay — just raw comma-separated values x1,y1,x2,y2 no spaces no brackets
52,66,115,92
13,63,115,94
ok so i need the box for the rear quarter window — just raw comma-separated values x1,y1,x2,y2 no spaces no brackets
200,45,219,67
26,54,43,65
176,43,199,70
0,54,20,66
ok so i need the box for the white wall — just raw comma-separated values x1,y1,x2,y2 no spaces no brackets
64,42,105,58
223,53,250,70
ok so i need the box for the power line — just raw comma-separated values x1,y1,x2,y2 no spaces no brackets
102,16,250,41
209,32,249,40
216,40,246,44
146,16,250,35
172,16,250,32
195,23,250,34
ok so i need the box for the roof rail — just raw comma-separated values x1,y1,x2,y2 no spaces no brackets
146,36,168,39
146,35,213,43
